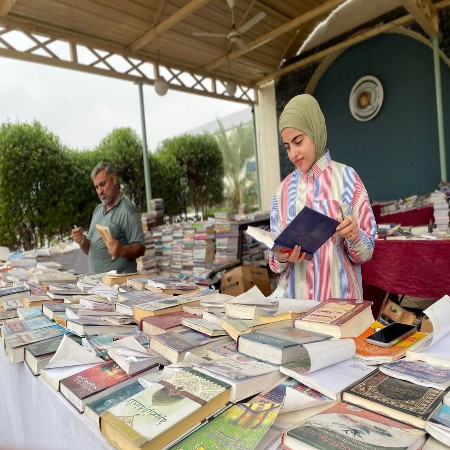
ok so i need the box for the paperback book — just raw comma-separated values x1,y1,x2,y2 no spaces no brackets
282,402,426,450
294,298,374,338
100,368,230,450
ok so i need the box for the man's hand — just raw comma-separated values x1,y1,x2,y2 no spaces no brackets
71,226,84,245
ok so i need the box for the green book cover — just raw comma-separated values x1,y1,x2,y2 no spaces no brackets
171,400,281,449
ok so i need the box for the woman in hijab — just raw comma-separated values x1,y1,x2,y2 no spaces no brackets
270,94,376,301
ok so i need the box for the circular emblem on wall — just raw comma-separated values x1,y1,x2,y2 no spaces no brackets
349,75,384,122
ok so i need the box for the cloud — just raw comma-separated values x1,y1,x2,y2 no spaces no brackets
0,58,247,151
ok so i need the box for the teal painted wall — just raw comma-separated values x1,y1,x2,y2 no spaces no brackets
305,33,449,201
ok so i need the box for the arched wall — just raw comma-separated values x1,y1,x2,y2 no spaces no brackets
276,31,450,201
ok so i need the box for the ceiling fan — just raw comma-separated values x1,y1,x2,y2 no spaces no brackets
193,0,266,50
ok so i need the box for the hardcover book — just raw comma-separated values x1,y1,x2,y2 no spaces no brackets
237,326,331,365
85,380,145,424
59,359,160,413
171,400,281,450
294,298,374,338
343,370,446,429
192,356,284,402
24,335,65,375
149,329,231,363
180,317,228,336
133,297,201,323
245,205,339,260
282,402,426,450
140,311,196,336
4,323,66,363
100,368,230,450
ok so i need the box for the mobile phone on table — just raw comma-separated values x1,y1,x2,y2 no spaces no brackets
365,322,417,347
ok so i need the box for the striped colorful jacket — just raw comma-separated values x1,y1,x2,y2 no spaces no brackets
269,151,376,301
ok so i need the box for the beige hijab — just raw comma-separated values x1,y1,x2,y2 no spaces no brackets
279,94,327,163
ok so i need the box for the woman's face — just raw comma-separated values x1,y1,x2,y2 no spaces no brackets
281,127,316,173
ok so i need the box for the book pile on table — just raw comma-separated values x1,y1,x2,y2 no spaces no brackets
2,256,450,450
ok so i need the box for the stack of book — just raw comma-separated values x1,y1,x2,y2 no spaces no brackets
430,189,449,231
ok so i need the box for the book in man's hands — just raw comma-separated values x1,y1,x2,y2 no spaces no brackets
245,206,339,260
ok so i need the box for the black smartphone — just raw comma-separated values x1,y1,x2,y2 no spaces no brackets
365,322,417,347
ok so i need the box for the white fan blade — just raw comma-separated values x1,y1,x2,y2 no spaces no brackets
237,11,266,35
235,38,247,50
193,32,228,38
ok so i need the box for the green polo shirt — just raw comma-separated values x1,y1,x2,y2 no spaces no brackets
87,194,145,274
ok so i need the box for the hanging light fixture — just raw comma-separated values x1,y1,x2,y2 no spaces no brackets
154,76,169,96
226,79,236,96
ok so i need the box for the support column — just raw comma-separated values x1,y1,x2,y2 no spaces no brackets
137,82,152,212
254,82,280,210
432,36,447,182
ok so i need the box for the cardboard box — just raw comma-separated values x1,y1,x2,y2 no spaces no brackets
221,264,271,296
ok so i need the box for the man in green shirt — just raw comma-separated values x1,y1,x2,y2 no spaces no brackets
72,162,145,274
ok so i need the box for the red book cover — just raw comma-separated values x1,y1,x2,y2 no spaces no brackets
296,298,372,325
60,360,142,401
140,311,197,331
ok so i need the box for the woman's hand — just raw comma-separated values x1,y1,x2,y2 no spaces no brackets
336,213,359,241
273,245,307,264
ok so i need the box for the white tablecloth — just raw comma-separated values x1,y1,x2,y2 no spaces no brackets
0,349,115,450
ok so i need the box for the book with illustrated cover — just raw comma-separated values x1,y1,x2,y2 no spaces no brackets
100,368,230,450
171,400,281,450
294,298,374,338
282,402,426,450
4,323,67,363
16,306,42,320
59,359,160,413
245,206,339,260
85,380,145,424
237,326,331,365
133,297,202,323
343,370,446,429
1,315,54,337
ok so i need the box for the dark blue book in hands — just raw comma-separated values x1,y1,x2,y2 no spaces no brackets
246,206,340,261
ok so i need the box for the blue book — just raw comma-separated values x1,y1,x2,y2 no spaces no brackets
246,206,339,261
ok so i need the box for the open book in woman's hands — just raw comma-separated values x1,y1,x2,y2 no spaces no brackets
245,206,339,261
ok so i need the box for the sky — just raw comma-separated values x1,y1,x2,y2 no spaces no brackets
0,57,248,151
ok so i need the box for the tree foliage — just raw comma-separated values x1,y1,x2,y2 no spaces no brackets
157,134,224,218
215,119,257,212
96,128,146,211
0,122,75,249
0,122,227,250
